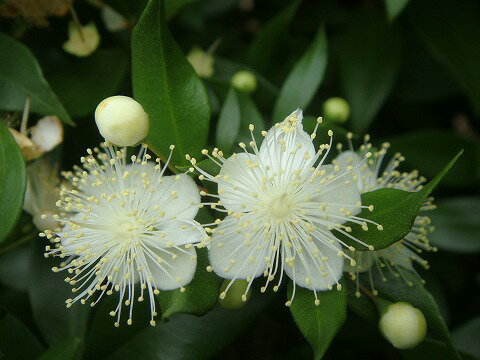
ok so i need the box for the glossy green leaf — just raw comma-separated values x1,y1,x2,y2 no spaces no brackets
343,151,462,250
429,197,480,253
215,87,264,153
338,10,401,133
0,308,44,359
288,278,347,360
0,33,73,125
402,338,476,360
371,267,459,359
384,0,410,21
38,337,81,360
49,49,128,118
246,0,301,75
453,317,480,359
28,240,90,345
132,0,210,167
386,129,480,188
272,26,328,122
409,0,480,117
0,122,27,244
159,248,222,320
345,278,377,322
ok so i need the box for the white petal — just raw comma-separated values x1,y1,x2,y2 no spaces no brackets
161,220,207,247
218,152,263,212
259,109,315,174
312,164,361,224
334,150,370,192
284,235,344,291
146,246,197,290
30,116,63,153
208,214,269,280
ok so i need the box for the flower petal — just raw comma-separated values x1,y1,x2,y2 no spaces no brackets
259,109,315,175
334,150,371,192
218,152,264,212
283,235,344,291
208,214,269,280
161,220,207,247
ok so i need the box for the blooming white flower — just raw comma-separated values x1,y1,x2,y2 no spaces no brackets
44,143,208,326
188,110,380,305
334,135,436,296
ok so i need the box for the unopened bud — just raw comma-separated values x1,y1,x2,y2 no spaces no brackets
219,279,251,310
95,96,149,146
231,71,257,94
322,97,350,124
379,302,427,349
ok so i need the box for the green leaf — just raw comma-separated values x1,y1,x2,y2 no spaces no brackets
338,10,401,133
288,278,347,360
409,0,480,117
215,87,264,153
272,26,328,122
345,278,377,322
0,33,73,125
28,240,90,345
384,0,410,21
0,242,30,291
159,248,222,320
342,151,463,250
453,317,480,359
132,0,210,167
246,0,301,75
0,307,44,359
0,122,26,244
429,197,480,253
386,129,480,188
49,49,128,118
402,338,477,360
371,267,459,359
38,337,81,360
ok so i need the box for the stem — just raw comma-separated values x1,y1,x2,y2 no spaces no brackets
20,96,30,135
0,232,36,255
70,7,86,42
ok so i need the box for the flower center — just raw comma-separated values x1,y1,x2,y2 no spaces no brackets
269,193,292,220
116,218,140,242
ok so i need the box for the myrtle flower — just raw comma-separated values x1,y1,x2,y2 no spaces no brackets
43,143,207,326
334,135,436,296
187,110,380,305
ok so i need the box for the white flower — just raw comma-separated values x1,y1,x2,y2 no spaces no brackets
63,21,100,57
23,158,61,231
188,110,379,305
44,143,208,326
334,136,436,296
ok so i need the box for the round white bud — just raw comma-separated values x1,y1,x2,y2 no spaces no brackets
95,96,149,146
231,71,257,94
322,97,350,124
379,302,427,349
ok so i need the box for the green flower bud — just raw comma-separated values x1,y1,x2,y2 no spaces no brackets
95,96,149,146
231,71,257,94
219,280,251,310
379,302,427,349
322,97,350,124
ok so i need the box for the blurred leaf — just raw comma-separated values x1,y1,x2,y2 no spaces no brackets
49,49,128,118
0,307,44,359
338,10,401,133
0,122,26,244
409,0,480,117
0,243,30,290
28,240,90,345
132,0,210,167
272,26,328,122
0,33,73,125
452,317,480,358
38,337,81,360
371,267,459,359
384,0,410,21
386,129,480,188
288,278,347,360
216,87,264,153
346,279,377,322
246,0,301,75
108,299,270,360
159,248,222,320
343,151,462,250
429,197,480,253
402,338,477,360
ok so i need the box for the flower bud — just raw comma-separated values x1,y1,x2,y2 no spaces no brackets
231,71,257,94
95,96,149,146
63,21,100,57
187,46,214,78
219,280,251,310
379,302,427,349
322,97,350,124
